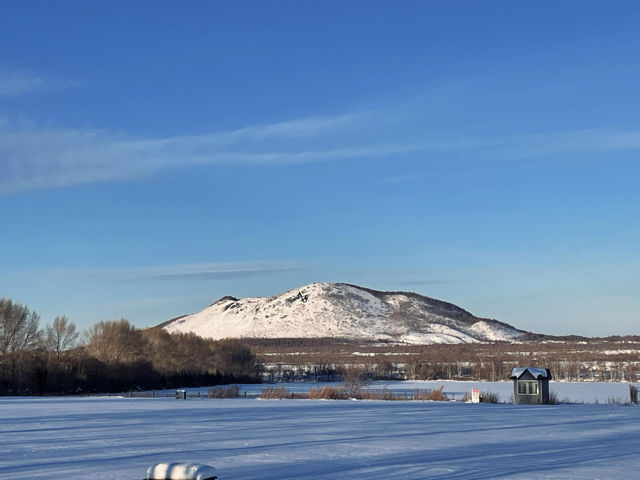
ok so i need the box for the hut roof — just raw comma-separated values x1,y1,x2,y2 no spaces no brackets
510,367,549,380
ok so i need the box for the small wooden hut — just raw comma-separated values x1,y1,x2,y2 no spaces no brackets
510,367,551,405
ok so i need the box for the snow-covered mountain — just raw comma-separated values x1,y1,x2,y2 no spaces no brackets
162,282,525,344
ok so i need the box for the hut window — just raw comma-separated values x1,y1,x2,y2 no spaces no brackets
517,380,539,395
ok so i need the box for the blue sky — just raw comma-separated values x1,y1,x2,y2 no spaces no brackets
1,1,639,336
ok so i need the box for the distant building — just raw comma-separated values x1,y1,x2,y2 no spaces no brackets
510,367,551,405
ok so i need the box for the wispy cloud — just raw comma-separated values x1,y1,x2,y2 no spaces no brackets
110,294,218,309
387,279,463,286
2,90,640,194
77,260,303,282
0,70,44,97
0,67,78,97
487,128,640,159
0,110,422,194
381,174,421,184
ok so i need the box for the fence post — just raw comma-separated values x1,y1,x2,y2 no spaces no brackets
629,385,638,405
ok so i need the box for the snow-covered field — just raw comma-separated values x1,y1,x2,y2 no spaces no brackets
1,382,639,480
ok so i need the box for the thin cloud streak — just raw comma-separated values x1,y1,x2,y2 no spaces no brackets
76,260,304,282
381,174,421,184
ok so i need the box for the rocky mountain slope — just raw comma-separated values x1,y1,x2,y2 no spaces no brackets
161,283,525,344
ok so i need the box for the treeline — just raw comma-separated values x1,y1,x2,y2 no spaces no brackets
246,337,640,383
0,299,261,395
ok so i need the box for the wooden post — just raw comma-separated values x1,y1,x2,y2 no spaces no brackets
630,385,638,405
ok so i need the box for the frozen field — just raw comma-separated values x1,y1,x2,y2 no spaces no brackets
161,380,636,404
371,380,635,404
1,386,640,480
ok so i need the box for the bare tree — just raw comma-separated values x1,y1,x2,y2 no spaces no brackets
0,298,41,354
85,318,143,365
44,316,80,364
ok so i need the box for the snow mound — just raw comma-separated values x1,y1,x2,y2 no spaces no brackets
145,463,216,480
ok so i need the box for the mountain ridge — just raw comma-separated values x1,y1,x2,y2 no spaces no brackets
161,282,527,344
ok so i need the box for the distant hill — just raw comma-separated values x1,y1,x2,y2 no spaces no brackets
161,282,526,344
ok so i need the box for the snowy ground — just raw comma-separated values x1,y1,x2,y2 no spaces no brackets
1,384,640,480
